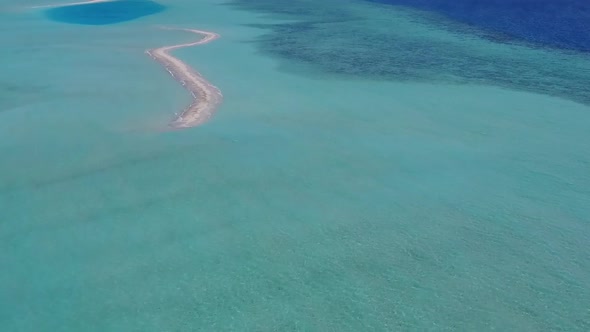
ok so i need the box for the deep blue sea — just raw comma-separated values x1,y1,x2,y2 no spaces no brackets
45,0,165,25
368,0,590,51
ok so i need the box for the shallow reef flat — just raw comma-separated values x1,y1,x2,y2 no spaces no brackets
0,0,589,331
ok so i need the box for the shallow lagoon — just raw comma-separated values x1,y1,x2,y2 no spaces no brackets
1,0,589,330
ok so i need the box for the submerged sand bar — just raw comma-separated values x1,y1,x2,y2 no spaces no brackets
146,28,222,129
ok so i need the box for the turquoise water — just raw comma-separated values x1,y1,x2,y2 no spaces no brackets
1,0,589,330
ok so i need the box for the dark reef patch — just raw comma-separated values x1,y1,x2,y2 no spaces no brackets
228,0,590,105
45,0,165,25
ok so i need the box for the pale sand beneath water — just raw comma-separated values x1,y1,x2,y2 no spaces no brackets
146,28,222,129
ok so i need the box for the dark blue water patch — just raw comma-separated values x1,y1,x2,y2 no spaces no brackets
45,0,165,25
366,0,590,52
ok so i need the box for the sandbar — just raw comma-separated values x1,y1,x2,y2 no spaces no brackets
146,28,222,129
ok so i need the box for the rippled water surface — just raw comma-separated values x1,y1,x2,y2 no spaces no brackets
1,0,589,330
